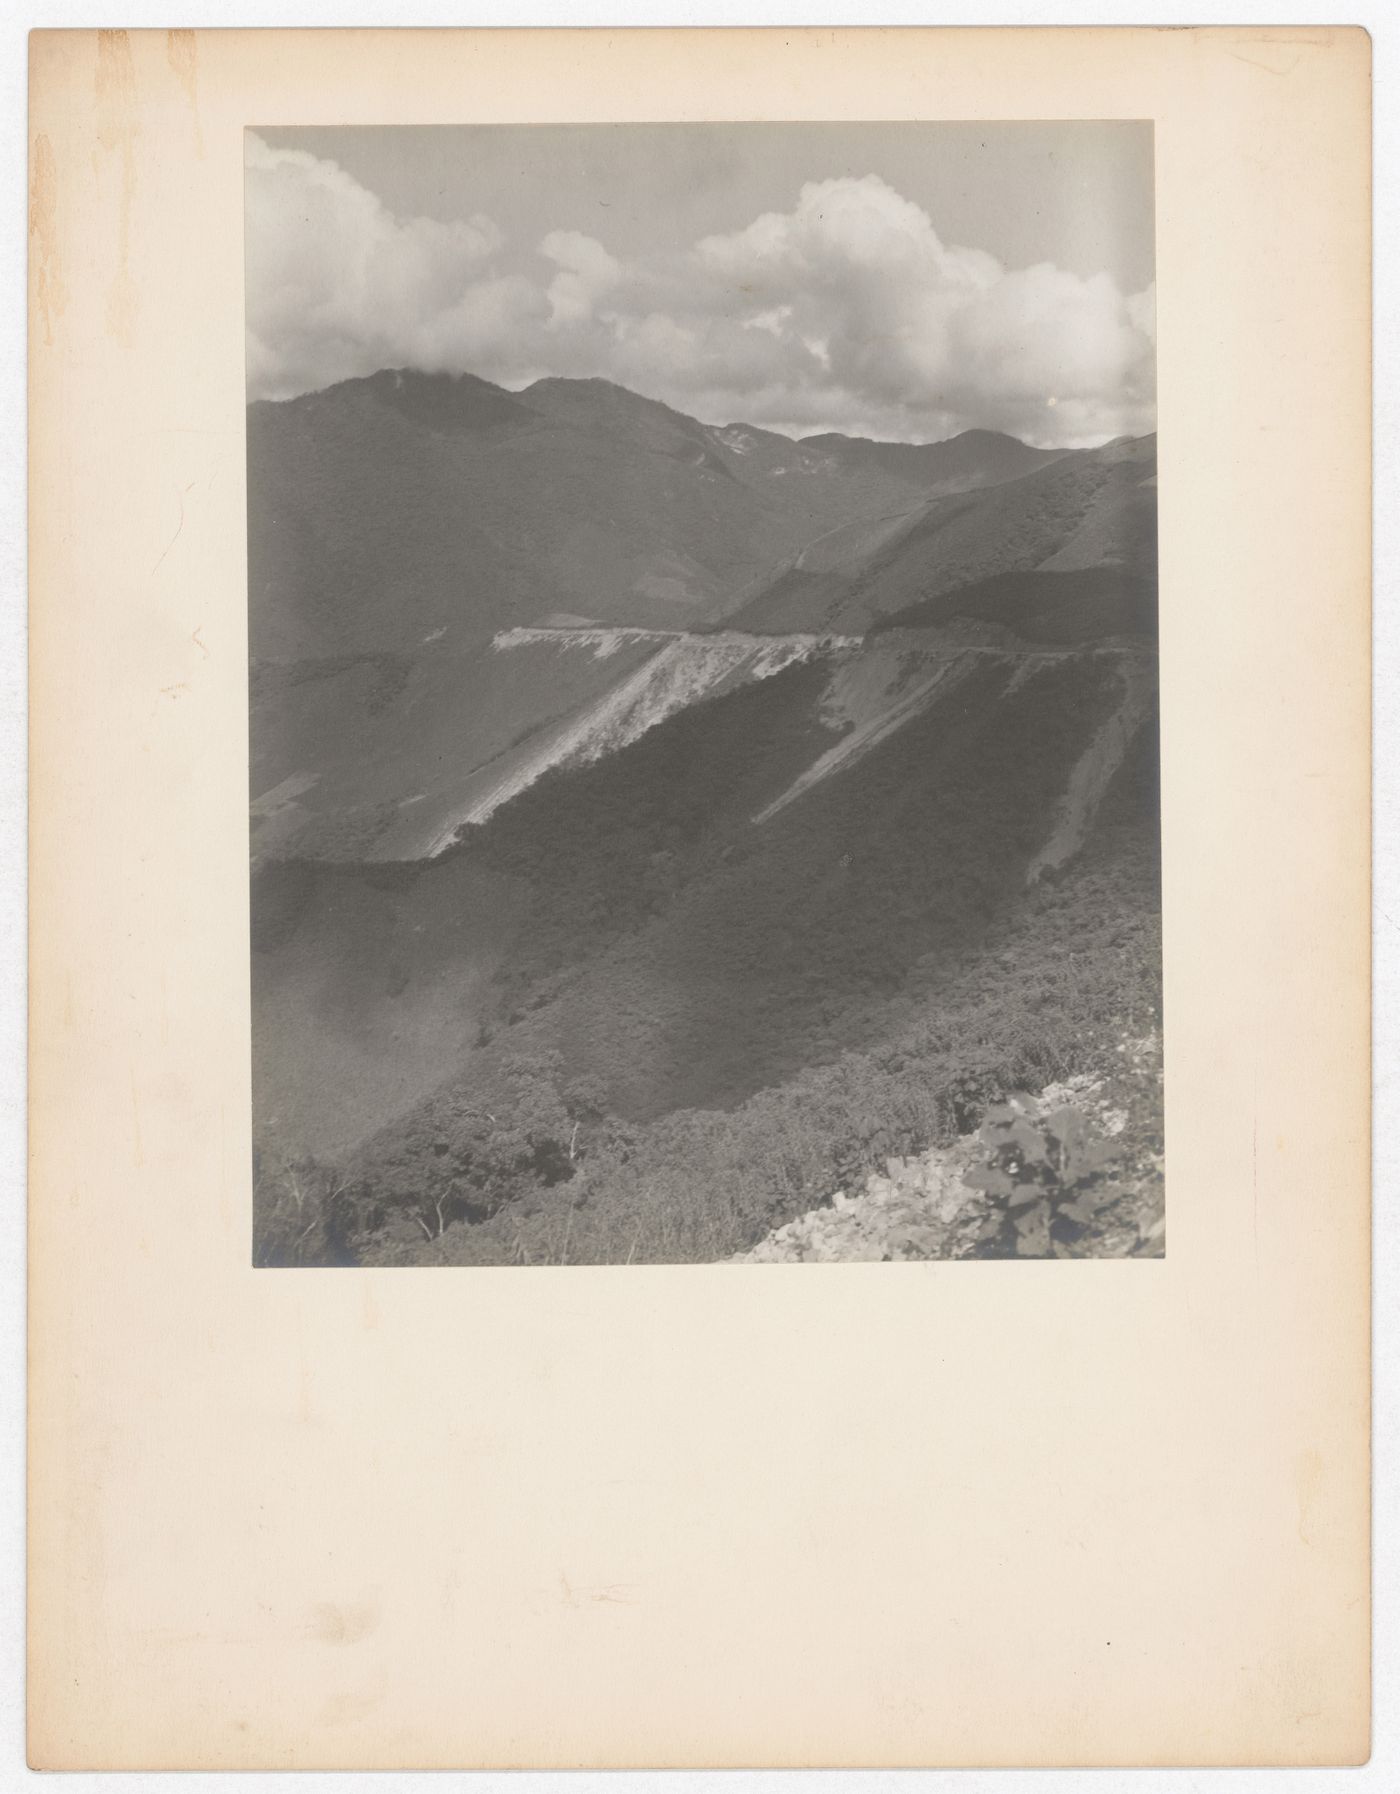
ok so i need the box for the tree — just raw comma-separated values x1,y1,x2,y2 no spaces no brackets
252,1153,354,1266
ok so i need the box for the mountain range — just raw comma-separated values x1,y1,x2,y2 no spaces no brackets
248,368,1161,1266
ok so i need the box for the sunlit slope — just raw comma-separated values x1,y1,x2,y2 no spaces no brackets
248,371,1088,861
436,646,1154,1122
250,632,660,863
257,628,1157,1159
731,433,1156,634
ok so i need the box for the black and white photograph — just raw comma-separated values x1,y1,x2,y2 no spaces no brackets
246,121,1163,1267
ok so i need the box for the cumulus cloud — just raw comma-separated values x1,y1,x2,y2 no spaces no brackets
246,138,1155,447
540,229,623,327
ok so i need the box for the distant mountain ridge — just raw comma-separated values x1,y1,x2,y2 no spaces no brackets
248,366,1154,864
729,433,1156,635
249,367,1067,658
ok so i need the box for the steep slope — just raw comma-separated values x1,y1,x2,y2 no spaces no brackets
421,627,859,849
731,433,1156,634
249,373,1162,1266
248,371,1089,861
733,1038,1165,1263
248,367,950,662
251,853,525,1158
447,644,1151,1123
255,619,1158,1167
252,641,1160,1264
867,567,1157,645
251,631,663,863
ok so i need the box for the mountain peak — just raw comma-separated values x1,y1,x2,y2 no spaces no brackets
521,373,707,432
292,366,534,433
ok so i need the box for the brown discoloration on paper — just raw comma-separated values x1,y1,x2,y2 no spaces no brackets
27,26,1370,1771
28,132,67,344
94,30,140,345
307,1598,380,1646
166,30,204,157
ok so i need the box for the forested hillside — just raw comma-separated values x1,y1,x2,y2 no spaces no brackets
254,640,1161,1264
249,373,1162,1265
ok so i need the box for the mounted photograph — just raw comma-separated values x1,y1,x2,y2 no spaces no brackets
246,120,1163,1267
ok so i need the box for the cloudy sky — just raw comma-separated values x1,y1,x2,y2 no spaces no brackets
245,122,1155,448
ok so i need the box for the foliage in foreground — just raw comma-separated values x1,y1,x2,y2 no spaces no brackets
960,1033,1165,1259
253,811,1161,1267
252,638,1162,1268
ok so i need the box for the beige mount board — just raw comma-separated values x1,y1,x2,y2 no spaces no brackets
28,26,1370,1770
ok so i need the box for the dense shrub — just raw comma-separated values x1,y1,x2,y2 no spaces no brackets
275,644,1161,1266
962,1099,1124,1257
343,783,1160,1265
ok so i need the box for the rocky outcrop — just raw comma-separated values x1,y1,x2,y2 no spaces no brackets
733,1052,1164,1263
479,621,1155,851
426,629,856,849
492,624,858,657
733,1132,988,1263
753,644,981,823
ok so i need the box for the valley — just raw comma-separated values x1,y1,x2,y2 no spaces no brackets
248,369,1162,1266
